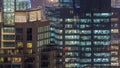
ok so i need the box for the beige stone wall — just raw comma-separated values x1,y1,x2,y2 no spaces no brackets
15,10,41,23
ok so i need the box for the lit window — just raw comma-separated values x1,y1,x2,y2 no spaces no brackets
65,24,72,28
111,46,119,50
94,58,109,62
80,19,91,23
27,43,32,48
111,18,119,22
0,50,4,54
65,35,79,39
81,47,91,51
94,35,110,40
84,53,91,57
65,58,80,62
65,52,79,57
111,51,118,55
81,36,91,40
93,19,110,23
0,57,4,62
111,57,118,61
94,53,110,57
80,59,91,62
65,30,79,34
111,29,119,33
80,30,91,34
94,30,110,34
94,41,110,45
13,57,22,62
17,42,23,47
65,41,79,45
65,63,80,67
27,49,32,54
94,13,111,17
111,62,119,66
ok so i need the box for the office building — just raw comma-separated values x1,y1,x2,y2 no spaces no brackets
46,0,111,67
111,0,120,8
39,45,61,68
0,0,50,68
111,4,120,66
111,8,120,67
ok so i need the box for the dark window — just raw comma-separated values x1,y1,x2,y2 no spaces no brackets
41,62,49,67
27,28,32,41
16,35,23,40
5,65,11,68
16,28,23,41
16,28,23,33
13,65,21,68
0,65,3,68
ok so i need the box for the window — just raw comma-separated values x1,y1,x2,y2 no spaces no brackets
79,24,91,29
111,29,119,33
111,57,118,61
17,42,23,47
65,24,72,28
3,27,15,33
94,58,109,62
81,47,91,51
80,30,91,34
94,53,110,57
111,46,119,50
65,58,80,62
84,53,91,57
65,41,79,45
94,13,111,17
27,28,32,41
0,57,4,62
94,41,110,45
16,28,23,33
13,57,22,62
65,35,79,39
94,30,110,34
26,49,32,54
16,35,23,40
94,35,110,40
3,35,15,40
80,59,91,62
3,42,15,47
27,43,32,48
93,19,110,23
16,0,31,10
79,19,91,23
111,18,119,22
65,52,79,57
65,63,80,68
65,30,79,34
80,41,91,46
81,36,91,40
111,51,118,55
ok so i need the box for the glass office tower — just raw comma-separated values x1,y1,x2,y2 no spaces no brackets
46,0,111,67
2,0,15,48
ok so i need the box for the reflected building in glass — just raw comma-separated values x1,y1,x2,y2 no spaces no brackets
16,0,31,10
46,0,112,68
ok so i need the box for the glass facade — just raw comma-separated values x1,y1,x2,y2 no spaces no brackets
2,0,15,48
16,0,31,10
46,0,111,67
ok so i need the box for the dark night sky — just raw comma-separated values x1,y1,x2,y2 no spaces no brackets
31,0,41,8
